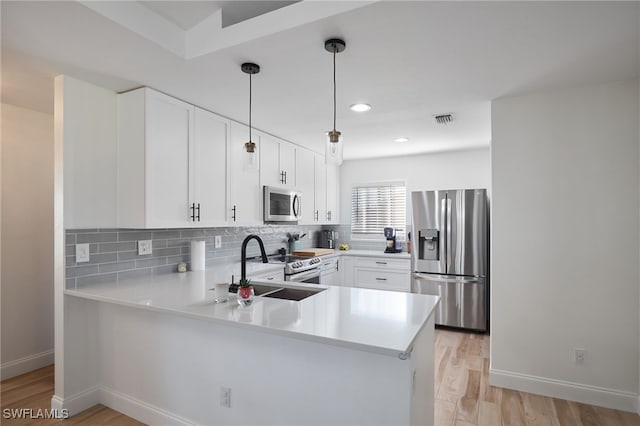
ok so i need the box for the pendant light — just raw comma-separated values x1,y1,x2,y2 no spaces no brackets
324,38,346,165
241,62,260,169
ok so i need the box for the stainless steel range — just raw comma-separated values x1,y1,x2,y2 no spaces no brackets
269,254,322,283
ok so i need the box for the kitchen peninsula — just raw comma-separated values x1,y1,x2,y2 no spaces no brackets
58,271,439,425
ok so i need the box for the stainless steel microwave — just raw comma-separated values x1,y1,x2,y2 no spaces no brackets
263,186,300,223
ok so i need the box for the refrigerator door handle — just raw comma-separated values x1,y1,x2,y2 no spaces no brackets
440,197,448,273
413,273,482,284
446,197,452,273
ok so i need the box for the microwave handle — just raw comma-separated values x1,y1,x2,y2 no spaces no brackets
293,194,301,217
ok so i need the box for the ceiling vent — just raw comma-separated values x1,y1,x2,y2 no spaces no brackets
434,113,454,125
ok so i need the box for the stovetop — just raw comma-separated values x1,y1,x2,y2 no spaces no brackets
265,254,321,275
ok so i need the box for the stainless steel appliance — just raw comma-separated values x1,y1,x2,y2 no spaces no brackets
263,186,300,223
262,253,322,284
411,189,488,331
384,227,402,253
320,230,338,249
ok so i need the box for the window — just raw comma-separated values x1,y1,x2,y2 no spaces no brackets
351,182,406,240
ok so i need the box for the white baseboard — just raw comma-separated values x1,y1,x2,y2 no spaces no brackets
490,368,638,413
99,386,195,425
52,385,194,425
51,386,100,416
0,349,54,380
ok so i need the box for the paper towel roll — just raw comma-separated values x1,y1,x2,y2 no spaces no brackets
190,240,206,271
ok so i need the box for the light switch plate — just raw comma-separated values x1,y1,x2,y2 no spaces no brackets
76,243,90,263
138,240,152,255
214,235,222,248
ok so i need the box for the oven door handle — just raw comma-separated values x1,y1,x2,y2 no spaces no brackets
287,267,320,282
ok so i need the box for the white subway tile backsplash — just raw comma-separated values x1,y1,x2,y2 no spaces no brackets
64,225,330,287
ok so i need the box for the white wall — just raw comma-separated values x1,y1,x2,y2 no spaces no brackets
62,76,117,229
339,148,491,225
1,103,55,379
491,79,639,412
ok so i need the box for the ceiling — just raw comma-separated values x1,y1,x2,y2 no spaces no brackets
1,1,638,160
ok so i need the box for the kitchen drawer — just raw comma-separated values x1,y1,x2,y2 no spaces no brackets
355,257,410,271
354,268,411,292
249,268,284,283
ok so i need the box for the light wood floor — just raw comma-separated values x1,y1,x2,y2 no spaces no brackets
0,365,142,425
435,329,640,426
2,332,639,425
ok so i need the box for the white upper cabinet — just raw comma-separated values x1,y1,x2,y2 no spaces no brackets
117,88,229,228
118,88,194,228
116,87,336,228
228,121,262,225
295,148,316,224
193,107,229,227
314,155,327,223
325,163,339,223
260,133,296,188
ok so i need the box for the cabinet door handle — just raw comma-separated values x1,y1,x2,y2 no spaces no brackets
375,261,387,265
190,203,196,221
196,203,201,222
376,277,387,281
285,170,287,184
232,205,237,222
280,171,285,184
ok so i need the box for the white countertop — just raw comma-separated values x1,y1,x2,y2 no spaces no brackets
65,268,438,358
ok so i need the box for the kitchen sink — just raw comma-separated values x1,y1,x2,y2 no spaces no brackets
261,287,325,301
210,284,324,301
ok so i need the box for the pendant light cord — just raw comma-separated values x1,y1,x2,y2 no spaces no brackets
249,73,252,142
333,48,337,132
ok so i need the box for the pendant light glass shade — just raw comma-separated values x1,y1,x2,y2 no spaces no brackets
324,38,346,165
241,62,260,170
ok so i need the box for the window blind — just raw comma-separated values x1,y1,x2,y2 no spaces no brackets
351,183,406,240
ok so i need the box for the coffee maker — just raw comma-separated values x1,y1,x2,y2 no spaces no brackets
384,227,402,253
320,230,338,249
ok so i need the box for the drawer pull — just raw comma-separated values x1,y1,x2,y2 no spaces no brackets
375,277,387,281
267,277,274,280
375,261,387,265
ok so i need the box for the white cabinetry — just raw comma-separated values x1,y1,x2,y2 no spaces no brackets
340,256,355,287
295,148,316,224
118,88,192,228
228,121,262,225
260,134,296,188
248,267,284,283
193,107,229,227
117,89,229,228
325,164,339,223
319,256,339,285
341,255,410,292
314,155,327,223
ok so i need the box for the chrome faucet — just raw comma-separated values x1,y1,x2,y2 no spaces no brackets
240,234,268,282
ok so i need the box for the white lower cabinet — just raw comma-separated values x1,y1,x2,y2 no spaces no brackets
340,257,355,287
341,256,410,292
248,268,285,283
319,257,339,285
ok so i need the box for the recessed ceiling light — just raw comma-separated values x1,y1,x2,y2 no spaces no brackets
393,138,409,143
350,103,371,112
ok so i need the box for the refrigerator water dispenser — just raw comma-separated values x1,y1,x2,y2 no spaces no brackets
419,229,439,260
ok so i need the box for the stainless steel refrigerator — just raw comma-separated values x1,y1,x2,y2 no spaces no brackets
411,189,488,331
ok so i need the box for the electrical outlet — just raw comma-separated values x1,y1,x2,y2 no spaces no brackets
215,235,222,248
76,243,90,263
220,387,231,408
138,240,152,256
574,348,585,364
